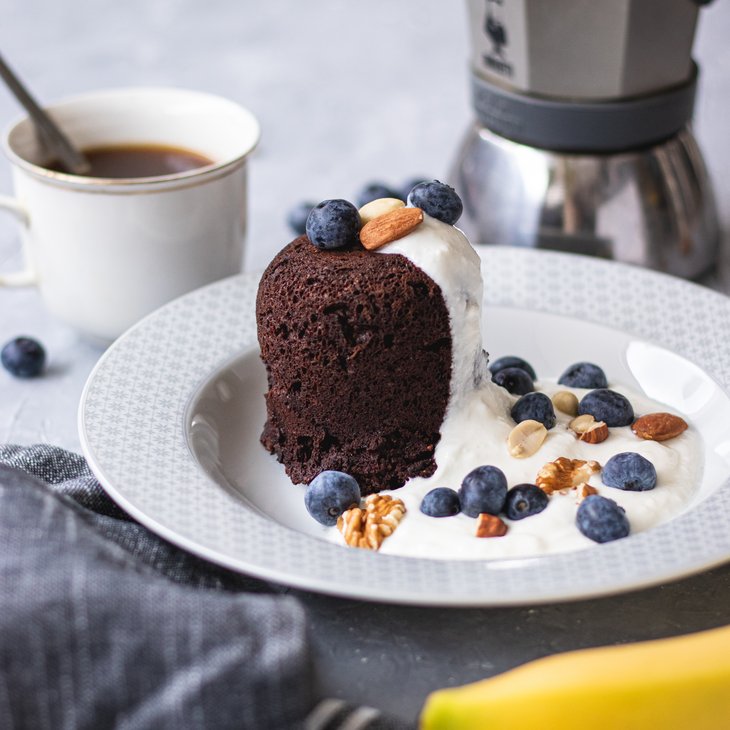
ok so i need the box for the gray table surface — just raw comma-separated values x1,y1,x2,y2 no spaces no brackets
2,1,730,725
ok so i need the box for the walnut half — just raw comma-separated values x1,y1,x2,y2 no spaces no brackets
536,457,601,495
337,494,406,550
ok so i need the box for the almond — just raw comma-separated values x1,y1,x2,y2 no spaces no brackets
475,513,508,538
360,206,423,250
632,412,688,442
358,197,405,224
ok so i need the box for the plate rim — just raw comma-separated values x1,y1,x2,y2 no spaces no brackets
78,247,730,606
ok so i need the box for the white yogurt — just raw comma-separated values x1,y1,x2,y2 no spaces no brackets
327,214,705,560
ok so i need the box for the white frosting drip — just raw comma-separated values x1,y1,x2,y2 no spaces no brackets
321,214,706,560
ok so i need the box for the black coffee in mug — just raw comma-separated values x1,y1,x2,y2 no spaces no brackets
47,143,214,178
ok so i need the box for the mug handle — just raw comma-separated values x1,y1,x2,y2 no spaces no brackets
0,195,36,286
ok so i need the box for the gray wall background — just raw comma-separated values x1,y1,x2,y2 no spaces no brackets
0,0,728,273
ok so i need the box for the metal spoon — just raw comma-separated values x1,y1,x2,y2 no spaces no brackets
0,52,90,175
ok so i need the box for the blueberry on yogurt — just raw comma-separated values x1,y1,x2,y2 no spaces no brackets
504,484,548,521
511,392,556,430
492,367,534,396
406,180,463,225
576,495,630,543
420,487,461,517
304,471,361,526
489,355,537,382
459,465,508,517
602,452,657,492
558,362,608,389
578,389,634,427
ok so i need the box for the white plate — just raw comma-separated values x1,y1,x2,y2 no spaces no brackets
79,247,730,605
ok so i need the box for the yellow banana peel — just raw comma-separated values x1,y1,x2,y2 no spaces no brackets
421,623,730,730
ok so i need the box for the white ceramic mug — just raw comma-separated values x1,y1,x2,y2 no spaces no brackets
0,87,260,342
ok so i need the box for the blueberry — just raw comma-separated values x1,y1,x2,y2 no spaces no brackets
406,180,463,225
492,367,534,396
578,389,634,427
400,176,429,201
305,199,361,250
459,465,508,517
287,200,316,235
576,494,630,543
304,471,361,526
558,362,608,389
504,484,548,521
511,392,556,430
356,181,401,207
420,487,461,517
1,337,46,378
489,355,537,381
603,452,657,491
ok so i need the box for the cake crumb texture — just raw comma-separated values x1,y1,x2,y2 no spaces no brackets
256,236,452,493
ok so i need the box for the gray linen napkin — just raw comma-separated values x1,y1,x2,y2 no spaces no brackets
0,445,407,730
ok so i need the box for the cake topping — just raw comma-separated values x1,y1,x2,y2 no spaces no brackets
420,487,461,517
337,494,406,550
511,392,557,430
475,513,508,538
602,452,657,492
632,412,689,442
406,180,463,225
360,206,424,250
578,388,634,427
552,390,579,416
459,465,508,517
576,494,630,543
558,362,608,389
358,197,405,224
569,414,609,444
504,484,549,520
536,457,601,495
489,355,537,381
492,367,535,396
305,198,361,250
508,419,548,459
304,471,361,526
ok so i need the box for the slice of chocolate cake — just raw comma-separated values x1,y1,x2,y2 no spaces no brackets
256,235,451,493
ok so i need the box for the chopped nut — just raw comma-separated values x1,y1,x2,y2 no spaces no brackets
578,421,609,444
536,457,601,495
358,197,405,224
337,494,406,550
508,419,548,458
569,414,609,444
632,412,688,442
360,207,423,250
576,483,599,503
475,513,508,538
552,390,579,416
569,414,596,434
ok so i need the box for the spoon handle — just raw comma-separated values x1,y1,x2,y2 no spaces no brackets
0,53,90,175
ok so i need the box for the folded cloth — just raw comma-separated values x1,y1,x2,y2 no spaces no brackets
0,445,407,730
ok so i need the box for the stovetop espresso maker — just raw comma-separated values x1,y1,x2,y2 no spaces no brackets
451,0,719,279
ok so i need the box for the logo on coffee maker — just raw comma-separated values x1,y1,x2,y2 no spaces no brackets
483,0,513,77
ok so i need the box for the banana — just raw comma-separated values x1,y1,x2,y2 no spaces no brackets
420,623,730,730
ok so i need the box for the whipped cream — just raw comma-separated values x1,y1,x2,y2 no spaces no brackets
326,214,705,560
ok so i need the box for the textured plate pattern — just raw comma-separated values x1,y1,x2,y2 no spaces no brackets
79,248,730,605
